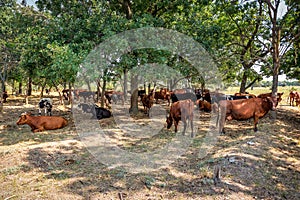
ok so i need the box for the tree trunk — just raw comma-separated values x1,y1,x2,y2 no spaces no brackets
123,69,128,101
18,81,22,95
27,77,32,96
68,82,72,105
52,81,64,105
122,0,132,19
96,80,101,103
239,71,247,93
129,75,139,114
101,79,107,107
1,79,5,94
40,80,47,97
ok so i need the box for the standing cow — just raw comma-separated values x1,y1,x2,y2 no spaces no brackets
217,96,277,134
166,99,194,137
38,98,53,116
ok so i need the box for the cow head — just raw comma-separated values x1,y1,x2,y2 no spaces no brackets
166,115,173,129
266,96,277,110
277,92,284,103
16,113,30,125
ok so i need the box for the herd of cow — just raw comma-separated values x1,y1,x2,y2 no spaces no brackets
15,87,299,136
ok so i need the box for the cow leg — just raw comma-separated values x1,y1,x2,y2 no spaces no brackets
33,127,44,133
182,120,187,135
218,114,226,134
47,108,52,116
190,118,194,138
174,120,179,133
38,108,42,116
254,115,259,132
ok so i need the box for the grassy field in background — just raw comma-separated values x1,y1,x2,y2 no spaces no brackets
224,86,300,101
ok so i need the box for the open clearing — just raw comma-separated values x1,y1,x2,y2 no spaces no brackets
0,87,299,200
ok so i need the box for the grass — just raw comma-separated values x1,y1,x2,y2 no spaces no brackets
224,86,300,100
0,89,299,199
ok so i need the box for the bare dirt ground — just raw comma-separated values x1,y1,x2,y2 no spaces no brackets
0,94,299,200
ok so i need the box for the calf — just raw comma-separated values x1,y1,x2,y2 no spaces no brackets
287,91,300,106
166,99,194,137
2,91,8,103
196,99,212,112
141,87,157,115
78,103,112,120
38,98,53,116
154,88,171,105
16,112,68,132
217,96,277,134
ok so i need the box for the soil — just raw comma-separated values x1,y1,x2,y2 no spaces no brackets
0,94,299,200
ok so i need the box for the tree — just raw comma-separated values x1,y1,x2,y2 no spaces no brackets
262,0,300,95
0,0,19,93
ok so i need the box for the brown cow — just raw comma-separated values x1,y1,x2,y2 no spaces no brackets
16,113,68,132
2,91,8,103
234,92,257,98
217,96,277,134
296,98,300,107
196,99,212,112
141,87,157,115
287,91,300,106
154,88,171,106
257,92,283,106
166,99,194,137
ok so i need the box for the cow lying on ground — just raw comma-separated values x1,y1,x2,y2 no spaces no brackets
78,103,112,120
196,99,212,112
234,92,257,98
166,99,194,137
16,112,68,132
217,96,277,134
38,98,53,116
287,91,300,106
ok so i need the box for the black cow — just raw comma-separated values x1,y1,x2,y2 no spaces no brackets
94,106,112,120
171,93,197,103
78,103,112,120
138,89,146,100
38,98,53,116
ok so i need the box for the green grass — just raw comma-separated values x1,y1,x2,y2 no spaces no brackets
224,86,300,101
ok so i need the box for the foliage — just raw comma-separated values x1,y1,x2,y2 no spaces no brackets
0,0,299,96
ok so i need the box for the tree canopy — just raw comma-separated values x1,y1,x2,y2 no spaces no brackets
0,0,299,99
